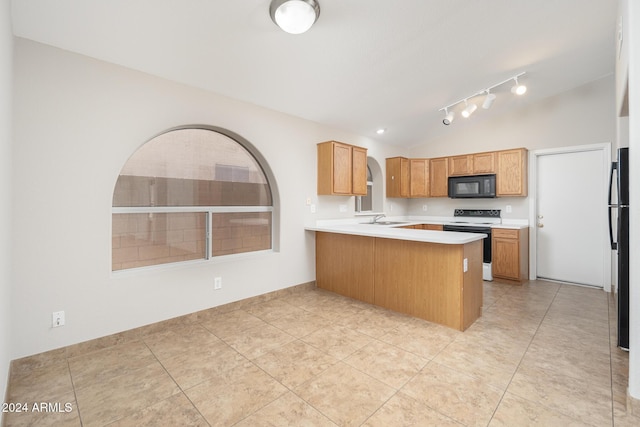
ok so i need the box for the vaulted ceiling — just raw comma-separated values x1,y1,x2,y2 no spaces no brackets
11,0,617,146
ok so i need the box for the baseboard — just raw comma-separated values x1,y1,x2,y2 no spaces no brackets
8,281,316,376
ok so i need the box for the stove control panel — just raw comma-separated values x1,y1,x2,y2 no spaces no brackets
453,209,501,218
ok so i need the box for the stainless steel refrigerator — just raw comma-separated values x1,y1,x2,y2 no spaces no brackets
609,147,630,350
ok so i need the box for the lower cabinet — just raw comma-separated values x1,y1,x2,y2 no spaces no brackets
492,228,529,284
315,232,483,330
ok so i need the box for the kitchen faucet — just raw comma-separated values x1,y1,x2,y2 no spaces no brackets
371,214,386,224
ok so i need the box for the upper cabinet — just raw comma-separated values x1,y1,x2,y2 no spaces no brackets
471,152,496,174
317,141,367,196
385,147,527,199
496,148,528,197
386,157,410,198
387,157,430,198
429,157,449,197
410,159,430,198
449,152,496,176
448,155,473,176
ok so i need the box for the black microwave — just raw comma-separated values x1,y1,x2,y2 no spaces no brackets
448,174,496,198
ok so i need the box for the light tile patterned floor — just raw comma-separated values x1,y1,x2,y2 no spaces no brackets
5,280,639,426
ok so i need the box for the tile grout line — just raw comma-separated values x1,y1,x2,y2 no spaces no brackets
485,282,563,425
65,358,84,427
142,339,213,427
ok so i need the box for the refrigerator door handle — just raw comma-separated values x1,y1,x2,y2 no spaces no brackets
609,161,618,250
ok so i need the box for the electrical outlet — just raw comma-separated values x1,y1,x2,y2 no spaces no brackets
214,277,222,290
506,205,512,213
310,204,316,213
339,204,347,213
422,204,428,211
52,311,65,328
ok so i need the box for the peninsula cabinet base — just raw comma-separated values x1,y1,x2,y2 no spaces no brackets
315,232,483,331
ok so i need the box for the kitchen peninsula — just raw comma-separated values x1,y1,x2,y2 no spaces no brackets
305,222,485,331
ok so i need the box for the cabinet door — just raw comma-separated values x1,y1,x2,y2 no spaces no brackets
497,148,528,196
429,157,449,197
332,142,353,194
352,146,368,196
410,159,429,197
472,152,496,174
448,155,473,176
492,236,520,280
386,157,409,198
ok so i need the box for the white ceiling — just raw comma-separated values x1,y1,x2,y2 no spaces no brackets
11,0,616,147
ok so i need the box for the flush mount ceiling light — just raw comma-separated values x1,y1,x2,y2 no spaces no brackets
461,100,477,118
442,108,455,125
376,128,386,135
511,76,527,95
439,72,527,126
270,0,320,34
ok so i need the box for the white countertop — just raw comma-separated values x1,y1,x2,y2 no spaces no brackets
305,215,528,244
305,223,486,245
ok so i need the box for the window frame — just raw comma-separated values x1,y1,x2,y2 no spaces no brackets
112,126,277,274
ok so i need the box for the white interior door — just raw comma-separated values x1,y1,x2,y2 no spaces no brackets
536,148,607,287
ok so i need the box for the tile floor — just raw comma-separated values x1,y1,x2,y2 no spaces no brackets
5,280,639,426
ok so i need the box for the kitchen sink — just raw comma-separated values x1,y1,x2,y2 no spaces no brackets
370,221,408,226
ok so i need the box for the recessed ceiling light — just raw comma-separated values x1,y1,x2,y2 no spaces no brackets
376,128,386,135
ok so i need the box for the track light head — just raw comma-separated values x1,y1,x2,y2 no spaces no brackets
482,91,496,109
511,77,527,95
461,101,477,118
443,109,454,125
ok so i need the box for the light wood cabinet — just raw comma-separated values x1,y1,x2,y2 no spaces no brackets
386,157,430,198
316,231,483,331
316,232,374,303
449,152,496,176
496,148,528,197
492,227,529,284
383,148,525,199
472,152,496,174
448,155,473,176
401,224,444,231
409,159,429,198
423,223,444,231
317,141,367,196
429,157,449,197
386,157,410,198
352,146,368,195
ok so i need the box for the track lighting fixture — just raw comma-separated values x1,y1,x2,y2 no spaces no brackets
461,100,477,118
511,76,527,95
443,108,454,125
482,90,496,109
439,72,527,126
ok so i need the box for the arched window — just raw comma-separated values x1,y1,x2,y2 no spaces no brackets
112,127,274,271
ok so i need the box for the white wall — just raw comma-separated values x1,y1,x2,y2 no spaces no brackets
11,38,402,359
405,76,616,221
626,0,640,400
0,0,13,415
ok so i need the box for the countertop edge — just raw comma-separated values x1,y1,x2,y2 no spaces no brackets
305,224,486,245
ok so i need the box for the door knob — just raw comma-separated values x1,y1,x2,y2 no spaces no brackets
537,223,544,228
537,215,544,219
